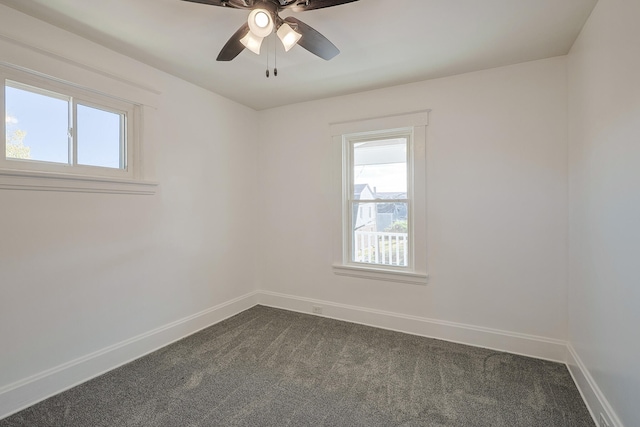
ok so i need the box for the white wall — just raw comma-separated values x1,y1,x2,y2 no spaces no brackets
0,3,258,410
567,0,640,425
5,1,637,423
257,58,569,342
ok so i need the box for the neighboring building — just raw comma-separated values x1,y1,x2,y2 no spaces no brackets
352,183,376,232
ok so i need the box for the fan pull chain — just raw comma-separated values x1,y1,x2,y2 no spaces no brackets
274,34,278,77
266,36,270,78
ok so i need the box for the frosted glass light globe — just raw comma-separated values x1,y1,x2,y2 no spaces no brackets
255,11,269,28
248,9,273,38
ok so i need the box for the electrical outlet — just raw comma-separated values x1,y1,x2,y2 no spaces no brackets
312,305,323,315
599,413,611,427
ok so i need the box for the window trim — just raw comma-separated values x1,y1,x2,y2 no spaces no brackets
0,168,156,195
1,64,157,194
331,111,429,285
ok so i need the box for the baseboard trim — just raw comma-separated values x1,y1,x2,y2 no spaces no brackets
257,291,567,363
2,289,620,427
566,344,623,427
0,291,259,420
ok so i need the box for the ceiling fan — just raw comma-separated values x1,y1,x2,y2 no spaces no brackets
181,0,359,61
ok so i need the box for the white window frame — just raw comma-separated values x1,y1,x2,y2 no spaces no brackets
0,64,156,195
346,128,414,270
331,111,429,285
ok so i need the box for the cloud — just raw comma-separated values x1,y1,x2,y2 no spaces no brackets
5,115,18,124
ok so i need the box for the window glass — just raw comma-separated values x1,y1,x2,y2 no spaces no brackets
350,137,409,267
5,84,69,164
352,201,409,266
4,79,130,174
77,104,123,169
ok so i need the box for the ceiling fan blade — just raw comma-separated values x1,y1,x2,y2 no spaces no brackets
286,0,359,12
284,16,339,60
217,22,250,61
180,0,253,10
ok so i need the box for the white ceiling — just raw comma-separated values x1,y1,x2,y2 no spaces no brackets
0,0,597,110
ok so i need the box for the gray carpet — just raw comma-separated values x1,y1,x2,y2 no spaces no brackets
1,306,594,427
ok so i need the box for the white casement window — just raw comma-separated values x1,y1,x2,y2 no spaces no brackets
1,65,155,194
332,111,429,285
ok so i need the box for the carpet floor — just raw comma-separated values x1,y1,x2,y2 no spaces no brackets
1,305,594,426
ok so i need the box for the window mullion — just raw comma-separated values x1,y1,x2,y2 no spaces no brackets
70,98,77,166
357,198,408,204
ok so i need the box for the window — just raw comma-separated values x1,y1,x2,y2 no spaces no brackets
1,65,155,194
4,79,130,175
331,111,429,285
350,132,410,268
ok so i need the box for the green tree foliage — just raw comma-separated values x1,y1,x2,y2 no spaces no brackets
6,129,30,160
385,220,408,233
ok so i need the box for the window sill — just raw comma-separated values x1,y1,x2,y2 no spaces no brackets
0,169,158,195
332,264,428,285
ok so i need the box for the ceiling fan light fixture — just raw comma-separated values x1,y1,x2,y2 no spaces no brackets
248,8,274,38
277,23,302,51
187,0,347,62
240,31,264,55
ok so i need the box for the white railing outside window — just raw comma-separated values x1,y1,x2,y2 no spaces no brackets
354,230,408,266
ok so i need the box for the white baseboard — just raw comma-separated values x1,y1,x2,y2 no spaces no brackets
1,289,622,427
0,291,259,420
566,344,624,427
258,291,629,426
257,290,567,363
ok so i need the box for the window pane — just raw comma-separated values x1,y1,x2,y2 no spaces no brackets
5,84,69,163
353,138,407,198
77,104,123,169
352,202,408,267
